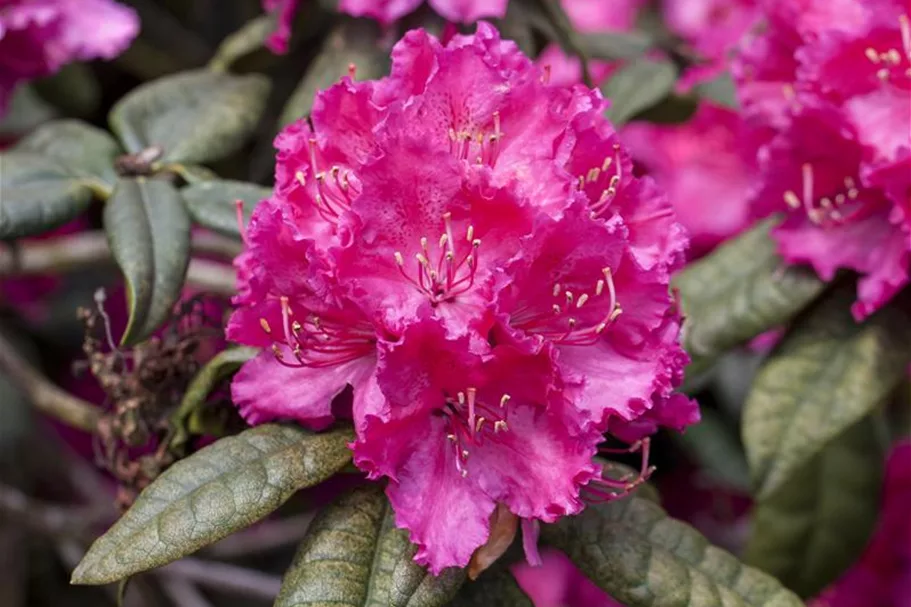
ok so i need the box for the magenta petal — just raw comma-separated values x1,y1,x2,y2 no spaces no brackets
386,416,496,573
52,0,138,62
521,519,543,567
231,348,376,429
339,0,423,25
428,0,507,23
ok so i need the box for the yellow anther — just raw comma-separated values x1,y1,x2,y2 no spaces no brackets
784,191,801,209
260,318,272,334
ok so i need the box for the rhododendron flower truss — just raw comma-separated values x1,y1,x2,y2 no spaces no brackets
229,22,696,573
734,0,911,318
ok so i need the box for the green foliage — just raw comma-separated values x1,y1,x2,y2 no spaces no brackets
746,415,884,598
0,152,97,239
209,14,276,72
601,58,678,126
72,425,355,585
276,485,465,607
742,287,911,498
109,69,270,165
169,346,258,450
541,496,805,607
181,179,272,238
103,178,191,345
449,564,533,607
675,219,826,368
280,19,389,127
13,119,121,188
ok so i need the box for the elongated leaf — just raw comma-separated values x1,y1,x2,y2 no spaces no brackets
181,179,271,238
449,565,532,607
578,31,654,61
276,485,464,607
72,425,354,585
13,119,121,189
541,496,804,607
280,19,388,126
675,219,826,365
0,152,95,239
746,415,883,598
103,178,191,345
209,14,274,72
742,287,911,498
602,58,677,126
695,72,739,110
169,346,258,450
109,70,270,164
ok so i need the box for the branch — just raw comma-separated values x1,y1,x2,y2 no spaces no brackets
0,482,105,538
0,330,101,432
0,231,237,295
160,558,281,600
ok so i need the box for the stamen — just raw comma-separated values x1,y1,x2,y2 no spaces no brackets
348,63,357,79
259,318,271,334
500,394,511,408
235,200,247,243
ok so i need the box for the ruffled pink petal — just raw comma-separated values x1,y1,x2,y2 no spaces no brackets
231,348,376,429
339,0,423,25
844,88,911,164
664,0,758,60
428,0,507,23
385,415,496,573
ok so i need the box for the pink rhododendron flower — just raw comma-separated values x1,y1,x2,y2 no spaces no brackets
262,0,507,52
0,0,138,113
663,0,758,90
734,0,911,319
809,441,911,607
230,22,696,573
512,548,626,607
622,102,755,256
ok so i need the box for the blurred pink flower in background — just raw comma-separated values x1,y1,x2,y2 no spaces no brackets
513,548,626,607
0,0,139,113
734,0,911,319
535,0,646,87
662,0,758,90
623,102,756,257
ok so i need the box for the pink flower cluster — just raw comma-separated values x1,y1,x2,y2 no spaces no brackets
262,0,507,53
229,23,697,573
735,0,911,319
0,0,139,113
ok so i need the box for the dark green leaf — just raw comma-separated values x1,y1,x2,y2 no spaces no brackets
109,70,270,164
280,19,389,127
541,496,804,607
103,178,191,345
181,179,271,238
449,564,532,607
209,15,275,72
601,58,678,126
675,219,826,366
276,485,464,607
71,425,354,585
746,415,883,598
0,85,58,138
0,152,96,239
695,72,739,110
33,63,102,118
169,346,258,450
577,31,654,61
676,408,750,492
13,119,121,189
742,286,911,498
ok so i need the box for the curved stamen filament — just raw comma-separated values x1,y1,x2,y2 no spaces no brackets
442,389,511,478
